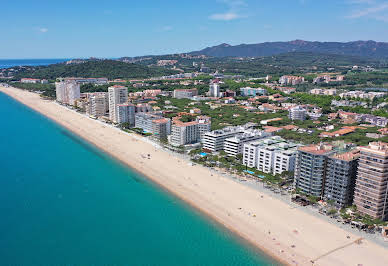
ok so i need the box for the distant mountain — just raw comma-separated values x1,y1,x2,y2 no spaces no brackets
190,40,388,58
11,60,178,80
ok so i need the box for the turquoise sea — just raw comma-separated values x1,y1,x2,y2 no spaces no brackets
0,92,277,265
0,59,69,69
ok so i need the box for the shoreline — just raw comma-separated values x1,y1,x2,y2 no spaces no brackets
2,86,388,266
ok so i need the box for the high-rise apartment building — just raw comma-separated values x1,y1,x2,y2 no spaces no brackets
288,106,307,121
294,144,336,197
108,85,128,123
55,79,80,105
86,92,109,118
116,104,135,125
209,83,220,97
152,119,169,140
324,150,360,207
196,116,211,141
170,121,199,146
354,142,388,220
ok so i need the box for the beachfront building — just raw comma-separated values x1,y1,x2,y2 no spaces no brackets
108,85,128,123
209,82,220,97
55,79,80,106
239,87,267,97
288,106,307,121
353,142,388,220
151,118,170,140
135,112,163,132
324,150,360,207
203,127,243,152
196,116,212,141
173,89,198,99
168,116,211,146
243,136,299,175
224,130,270,157
86,92,109,118
170,121,199,146
116,103,135,125
294,144,336,197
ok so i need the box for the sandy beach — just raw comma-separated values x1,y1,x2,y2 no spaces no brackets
2,86,388,266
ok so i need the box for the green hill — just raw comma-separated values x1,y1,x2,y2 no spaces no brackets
13,60,179,80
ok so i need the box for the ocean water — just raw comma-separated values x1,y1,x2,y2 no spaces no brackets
0,92,276,265
0,59,69,69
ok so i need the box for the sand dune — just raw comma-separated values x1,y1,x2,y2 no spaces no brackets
2,86,387,266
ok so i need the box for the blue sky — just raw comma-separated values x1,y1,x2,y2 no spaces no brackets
1,0,388,59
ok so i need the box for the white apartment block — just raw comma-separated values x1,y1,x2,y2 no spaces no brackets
273,150,297,175
116,104,135,125
209,83,220,97
203,127,243,152
288,106,307,121
170,121,199,146
87,92,109,117
339,90,386,100
108,85,128,123
135,112,164,133
196,116,211,141
173,89,198,99
55,80,80,106
310,88,337,96
243,136,299,175
224,130,270,157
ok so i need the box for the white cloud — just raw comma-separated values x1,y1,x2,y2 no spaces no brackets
346,0,388,22
209,0,247,21
39,28,48,33
209,12,241,21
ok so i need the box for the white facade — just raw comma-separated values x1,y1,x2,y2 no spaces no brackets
108,86,128,123
173,89,197,99
135,112,165,133
288,106,307,121
196,116,211,141
273,150,296,175
203,127,242,151
55,80,80,106
209,83,220,97
243,137,299,175
170,122,199,146
224,130,270,157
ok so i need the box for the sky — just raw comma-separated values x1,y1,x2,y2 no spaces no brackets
1,0,388,59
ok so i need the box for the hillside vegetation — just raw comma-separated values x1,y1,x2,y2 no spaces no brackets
12,60,178,80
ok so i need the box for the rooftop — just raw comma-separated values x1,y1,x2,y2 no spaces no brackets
360,142,388,155
330,149,360,161
299,143,334,155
